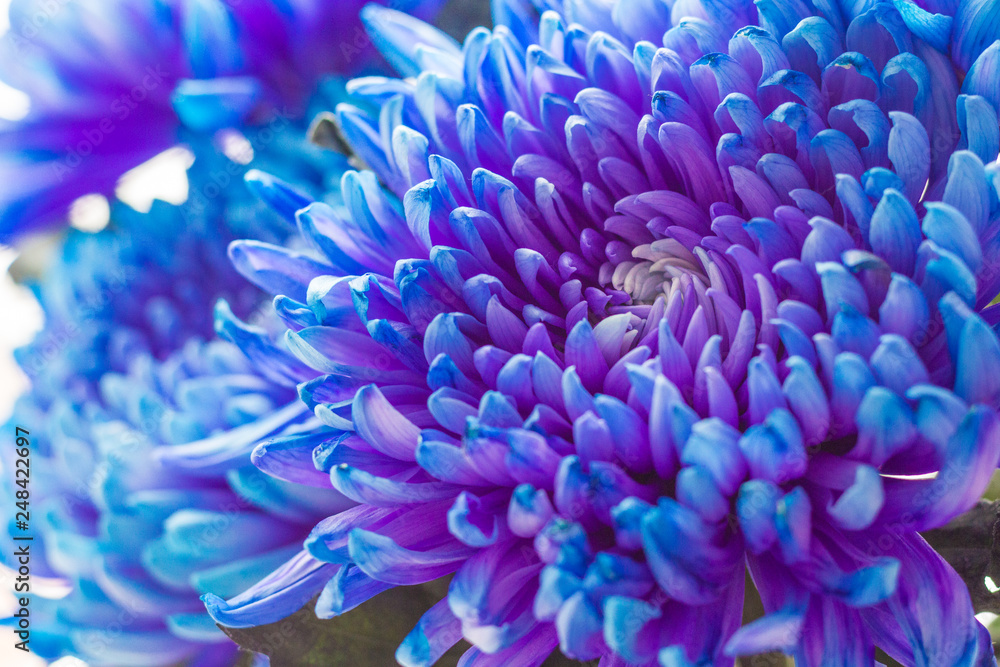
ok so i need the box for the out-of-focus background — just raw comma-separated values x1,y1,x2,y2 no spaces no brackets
0,255,46,667
0,0,49,660
1,1,44,661
0,0,81,663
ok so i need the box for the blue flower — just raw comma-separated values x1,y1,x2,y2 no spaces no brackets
0,0,440,241
6,327,353,665
208,1,1000,665
0,79,356,662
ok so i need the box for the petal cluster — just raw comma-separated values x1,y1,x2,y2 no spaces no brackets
5,332,354,665
0,106,348,664
214,1,1000,665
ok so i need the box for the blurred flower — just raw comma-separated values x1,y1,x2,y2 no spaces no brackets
9,329,352,665
0,0,439,241
15,100,348,398
206,1,1000,665
0,82,356,663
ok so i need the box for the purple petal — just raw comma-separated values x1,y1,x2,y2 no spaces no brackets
353,385,422,461
204,551,336,628
315,564,393,618
397,598,464,667
348,529,472,585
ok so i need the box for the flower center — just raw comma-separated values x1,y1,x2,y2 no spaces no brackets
603,239,711,305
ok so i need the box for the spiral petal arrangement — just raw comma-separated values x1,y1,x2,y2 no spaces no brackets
201,1,1000,665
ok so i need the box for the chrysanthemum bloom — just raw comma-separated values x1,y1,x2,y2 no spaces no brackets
0,0,440,241
8,328,353,665
0,111,353,663
207,1,1000,665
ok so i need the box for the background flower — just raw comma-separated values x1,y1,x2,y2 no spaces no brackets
0,78,356,663
205,1,1000,665
0,0,441,242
